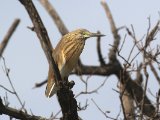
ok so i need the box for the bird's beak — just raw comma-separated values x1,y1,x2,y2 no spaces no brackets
90,33,105,37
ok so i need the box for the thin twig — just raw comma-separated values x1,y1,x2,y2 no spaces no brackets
91,99,116,120
2,57,24,108
145,20,159,48
126,22,160,64
75,77,108,98
3,92,10,107
149,62,160,84
33,79,47,88
0,85,15,94
155,91,160,117
53,76,108,118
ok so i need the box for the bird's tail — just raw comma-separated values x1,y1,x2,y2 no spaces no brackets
45,66,58,98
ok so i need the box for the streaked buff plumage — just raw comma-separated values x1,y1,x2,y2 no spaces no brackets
45,29,105,98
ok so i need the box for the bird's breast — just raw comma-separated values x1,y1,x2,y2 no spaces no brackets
59,41,85,78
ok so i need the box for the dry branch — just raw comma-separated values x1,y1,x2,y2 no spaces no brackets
91,99,116,120
101,0,120,61
0,19,20,57
119,84,135,120
0,98,45,120
97,31,106,65
39,0,69,35
149,63,160,84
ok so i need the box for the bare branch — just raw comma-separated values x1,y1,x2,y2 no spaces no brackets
0,19,20,58
149,62,160,84
126,22,160,64
0,85,15,94
0,97,45,120
91,99,116,120
135,63,143,85
75,76,108,98
119,84,135,120
18,1,60,83
145,20,160,48
101,0,121,61
2,57,24,109
140,62,149,119
39,0,69,35
33,79,47,88
97,31,106,65
72,61,121,76
27,26,35,31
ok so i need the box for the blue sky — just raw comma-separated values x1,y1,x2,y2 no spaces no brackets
0,0,160,120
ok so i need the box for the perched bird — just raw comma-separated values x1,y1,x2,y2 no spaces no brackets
45,29,105,98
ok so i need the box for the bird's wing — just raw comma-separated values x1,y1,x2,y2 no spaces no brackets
45,48,65,98
45,49,58,98
45,65,58,98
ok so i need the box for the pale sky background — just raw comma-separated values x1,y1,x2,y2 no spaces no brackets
0,0,160,120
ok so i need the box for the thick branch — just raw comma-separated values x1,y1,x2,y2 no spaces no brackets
119,83,135,120
0,98,45,120
34,62,123,88
72,61,120,76
34,78,47,88
145,21,160,48
119,70,157,118
0,19,20,57
18,0,61,85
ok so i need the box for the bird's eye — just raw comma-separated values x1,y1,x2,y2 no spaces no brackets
82,31,90,38
82,32,87,36
81,32,84,35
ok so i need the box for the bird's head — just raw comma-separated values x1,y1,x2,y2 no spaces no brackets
67,29,105,41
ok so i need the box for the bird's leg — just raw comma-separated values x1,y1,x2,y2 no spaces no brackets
63,77,69,86
68,80,75,89
63,77,75,89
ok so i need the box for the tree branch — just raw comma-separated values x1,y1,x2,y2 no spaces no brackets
0,97,45,120
149,62,160,84
33,78,47,88
119,84,135,120
0,19,20,58
18,0,60,83
101,0,120,61
39,0,69,35
97,31,106,65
